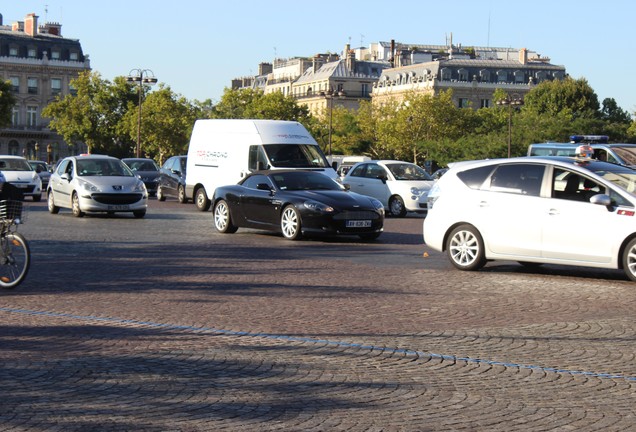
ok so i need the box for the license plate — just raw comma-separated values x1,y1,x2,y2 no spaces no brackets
346,220,371,228
15,184,28,189
108,205,129,211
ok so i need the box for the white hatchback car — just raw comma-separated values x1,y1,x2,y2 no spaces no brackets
0,156,42,201
47,155,148,218
423,155,636,281
342,160,434,217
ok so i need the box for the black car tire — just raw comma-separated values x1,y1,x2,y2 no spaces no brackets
389,195,407,218
71,192,84,218
157,185,166,202
178,185,188,204
194,187,210,211
33,194,41,202
281,205,302,240
133,210,146,219
622,237,636,282
47,190,59,214
214,200,238,234
446,224,486,271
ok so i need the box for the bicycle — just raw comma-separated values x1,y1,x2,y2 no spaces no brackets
0,200,30,289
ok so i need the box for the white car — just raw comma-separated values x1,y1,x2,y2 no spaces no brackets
0,156,42,201
342,160,434,217
423,155,636,281
47,155,148,218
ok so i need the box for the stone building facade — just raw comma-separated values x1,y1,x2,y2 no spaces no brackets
0,12,90,163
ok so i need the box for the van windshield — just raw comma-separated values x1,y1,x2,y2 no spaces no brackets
265,144,330,168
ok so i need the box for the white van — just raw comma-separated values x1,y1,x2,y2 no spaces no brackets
185,119,338,211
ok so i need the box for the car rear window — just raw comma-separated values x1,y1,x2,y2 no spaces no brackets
457,165,495,189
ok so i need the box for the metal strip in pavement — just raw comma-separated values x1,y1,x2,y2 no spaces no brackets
2,306,634,382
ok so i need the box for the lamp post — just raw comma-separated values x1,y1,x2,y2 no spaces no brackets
496,94,524,158
320,89,345,156
126,69,158,158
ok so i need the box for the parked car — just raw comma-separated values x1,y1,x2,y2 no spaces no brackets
28,160,52,190
342,160,434,217
157,155,188,203
122,158,160,197
423,155,636,281
47,154,147,218
212,170,385,240
0,156,42,201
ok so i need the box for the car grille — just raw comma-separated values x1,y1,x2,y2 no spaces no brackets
333,210,380,220
92,193,144,205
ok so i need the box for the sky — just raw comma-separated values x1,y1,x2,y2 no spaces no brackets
2,1,635,113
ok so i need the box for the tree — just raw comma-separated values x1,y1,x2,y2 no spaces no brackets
42,71,134,155
210,88,310,122
122,84,198,163
523,76,600,119
601,98,632,124
0,80,17,128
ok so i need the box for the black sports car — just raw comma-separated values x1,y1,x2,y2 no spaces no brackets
212,170,385,240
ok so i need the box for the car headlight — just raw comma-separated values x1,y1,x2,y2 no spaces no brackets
133,180,147,193
80,180,99,192
427,183,441,209
370,198,385,214
304,200,334,213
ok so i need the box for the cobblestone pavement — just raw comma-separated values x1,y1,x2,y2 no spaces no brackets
0,201,635,431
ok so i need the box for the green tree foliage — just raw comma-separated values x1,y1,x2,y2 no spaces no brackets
0,79,17,128
211,88,310,122
42,71,135,155
523,76,600,119
122,84,199,163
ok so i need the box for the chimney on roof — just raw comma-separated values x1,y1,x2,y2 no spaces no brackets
519,48,528,65
390,39,395,66
25,13,38,36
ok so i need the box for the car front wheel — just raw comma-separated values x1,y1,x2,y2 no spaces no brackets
47,190,59,214
281,205,302,240
389,195,407,217
622,237,636,282
214,200,238,233
446,224,485,271
157,185,166,202
71,192,85,218
178,185,188,204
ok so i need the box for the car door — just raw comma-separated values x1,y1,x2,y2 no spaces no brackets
53,159,75,207
541,168,621,264
346,163,391,205
240,175,280,228
472,163,546,258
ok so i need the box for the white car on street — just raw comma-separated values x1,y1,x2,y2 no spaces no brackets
423,154,636,281
342,160,434,217
0,156,42,201
47,155,147,218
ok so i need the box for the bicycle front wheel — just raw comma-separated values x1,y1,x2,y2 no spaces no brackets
0,232,30,289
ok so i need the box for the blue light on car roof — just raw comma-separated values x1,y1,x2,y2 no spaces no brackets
570,135,609,144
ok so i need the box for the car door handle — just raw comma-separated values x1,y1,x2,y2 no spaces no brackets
479,201,489,207
548,209,560,215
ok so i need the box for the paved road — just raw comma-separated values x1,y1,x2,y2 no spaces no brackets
1,200,635,431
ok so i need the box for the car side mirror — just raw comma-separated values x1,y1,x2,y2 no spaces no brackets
590,193,613,208
378,175,388,184
343,183,351,191
61,173,71,181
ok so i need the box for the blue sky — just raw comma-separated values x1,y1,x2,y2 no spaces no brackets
3,1,634,114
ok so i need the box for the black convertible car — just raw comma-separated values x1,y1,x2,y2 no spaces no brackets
212,170,385,240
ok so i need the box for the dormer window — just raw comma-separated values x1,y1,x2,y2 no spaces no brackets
514,70,524,83
440,68,451,81
9,47,18,57
70,52,78,61
458,68,469,81
479,69,491,82
28,48,37,58
497,70,508,83
51,50,60,60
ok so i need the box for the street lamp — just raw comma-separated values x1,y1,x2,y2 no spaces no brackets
496,94,524,158
126,69,158,158
320,89,345,156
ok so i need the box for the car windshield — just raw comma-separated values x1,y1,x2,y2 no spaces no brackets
610,146,636,166
594,168,636,194
77,159,134,177
0,158,32,171
386,163,433,180
271,172,341,191
29,162,47,171
125,160,158,171
265,144,330,168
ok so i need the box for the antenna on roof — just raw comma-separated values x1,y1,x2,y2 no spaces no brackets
487,9,491,47
45,4,48,22
360,34,365,47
